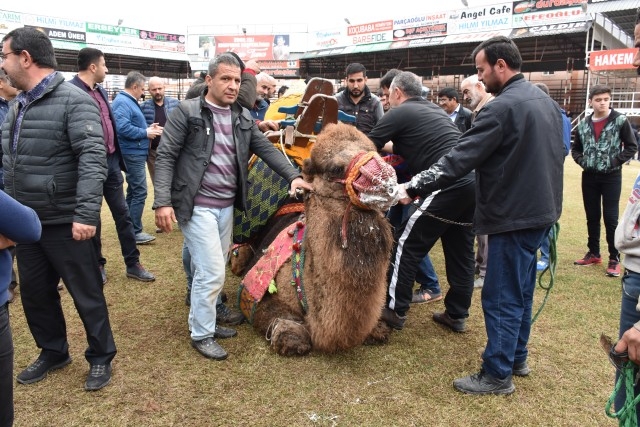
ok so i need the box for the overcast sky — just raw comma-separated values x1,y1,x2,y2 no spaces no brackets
5,0,503,33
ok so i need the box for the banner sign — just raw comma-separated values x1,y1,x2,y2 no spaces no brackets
589,48,638,71
512,0,587,26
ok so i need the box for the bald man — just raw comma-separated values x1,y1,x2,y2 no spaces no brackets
141,77,180,184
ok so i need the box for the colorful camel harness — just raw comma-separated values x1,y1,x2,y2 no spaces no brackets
238,150,397,323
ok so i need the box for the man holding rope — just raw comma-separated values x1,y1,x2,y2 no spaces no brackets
368,71,476,334
394,37,564,395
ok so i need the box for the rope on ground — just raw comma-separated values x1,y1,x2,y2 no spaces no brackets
532,222,560,324
606,361,640,426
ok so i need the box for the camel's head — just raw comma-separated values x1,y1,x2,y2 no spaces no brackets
303,123,398,211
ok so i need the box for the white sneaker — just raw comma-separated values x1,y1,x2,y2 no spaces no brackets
536,260,548,272
473,277,484,289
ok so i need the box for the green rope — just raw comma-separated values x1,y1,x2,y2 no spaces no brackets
532,222,560,324
606,361,640,426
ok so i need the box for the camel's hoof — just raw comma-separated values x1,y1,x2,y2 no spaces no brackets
363,321,392,345
268,318,312,356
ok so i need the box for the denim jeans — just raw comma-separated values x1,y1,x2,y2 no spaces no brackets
180,206,234,340
482,227,549,379
121,154,148,235
182,241,223,305
0,304,13,427
538,227,554,264
615,269,640,422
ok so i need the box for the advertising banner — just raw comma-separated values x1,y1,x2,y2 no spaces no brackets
512,0,587,27
346,20,393,46
392,12,448,40
207,34,291,61
447,3,513,34
589,48,638,71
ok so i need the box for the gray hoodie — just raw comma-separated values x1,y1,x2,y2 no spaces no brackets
615,171,640,273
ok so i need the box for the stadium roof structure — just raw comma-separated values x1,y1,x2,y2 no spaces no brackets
298,1,639,80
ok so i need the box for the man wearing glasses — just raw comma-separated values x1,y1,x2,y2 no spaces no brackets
0,27,116,391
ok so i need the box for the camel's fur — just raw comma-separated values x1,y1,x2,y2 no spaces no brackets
245,123,395,356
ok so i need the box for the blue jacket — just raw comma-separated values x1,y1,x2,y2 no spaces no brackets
0,191,41,305
111,91,149,156
140,96,180,126
250,98,269,121
0,97,11,189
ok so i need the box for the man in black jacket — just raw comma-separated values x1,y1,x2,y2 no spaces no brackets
153,53,311,360
70,47,155,284
335,62,383,135
398,36,564,395
368,71,476,336
1,28,116,391
437,87,473,133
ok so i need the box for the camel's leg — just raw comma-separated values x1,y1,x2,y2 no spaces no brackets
363,321,392,346
267,318,312,356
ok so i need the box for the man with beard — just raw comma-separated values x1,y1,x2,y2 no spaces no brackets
335,62,383,135
395,36,564,395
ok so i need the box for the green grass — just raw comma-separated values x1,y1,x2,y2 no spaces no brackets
9,159,633,426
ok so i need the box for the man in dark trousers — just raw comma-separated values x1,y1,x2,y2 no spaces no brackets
1,27,116,391
369,71,476,335
70,47,155,284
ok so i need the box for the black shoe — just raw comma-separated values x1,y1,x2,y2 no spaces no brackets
16,356,72,385
214,325,237,339
216,303,244,325
85,363,112,391
453,369,515,395
99,265,107,285
191,337,228,360
126,263,156,282
381,307,406,330
433,311,467,333
513,361,530,377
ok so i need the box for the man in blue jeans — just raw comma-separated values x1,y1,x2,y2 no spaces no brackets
153,54,311,360
112,71,163,245
395,36,564,394
611,9,640,422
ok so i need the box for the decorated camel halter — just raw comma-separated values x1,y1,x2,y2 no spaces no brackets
332,150,398,249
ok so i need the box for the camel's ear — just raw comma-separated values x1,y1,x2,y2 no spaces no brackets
302,157,315,176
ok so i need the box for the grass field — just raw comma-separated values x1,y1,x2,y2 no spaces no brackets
8,159,635,426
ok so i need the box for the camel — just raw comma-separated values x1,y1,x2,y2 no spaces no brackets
235,123,398,356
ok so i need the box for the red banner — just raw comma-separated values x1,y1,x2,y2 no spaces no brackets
589,48,637,71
